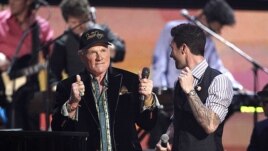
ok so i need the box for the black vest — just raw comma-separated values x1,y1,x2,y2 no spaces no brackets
172,66,224,151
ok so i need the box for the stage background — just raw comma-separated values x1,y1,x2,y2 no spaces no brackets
1,4,268,151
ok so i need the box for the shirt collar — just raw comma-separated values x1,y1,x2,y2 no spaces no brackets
89,72,108,86
191,59,208,80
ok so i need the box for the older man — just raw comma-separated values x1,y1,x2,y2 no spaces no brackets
51,28,158,151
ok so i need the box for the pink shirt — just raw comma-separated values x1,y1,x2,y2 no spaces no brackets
0,9,53,60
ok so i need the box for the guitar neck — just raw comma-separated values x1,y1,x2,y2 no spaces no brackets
9,62,47,79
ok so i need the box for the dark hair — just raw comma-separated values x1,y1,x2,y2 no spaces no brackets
203,0,235,25
59,0,90,22
171,23,206,56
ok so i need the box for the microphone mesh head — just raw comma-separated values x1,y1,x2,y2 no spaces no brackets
160,134,169,143
142,67,150,78
181,9,189,16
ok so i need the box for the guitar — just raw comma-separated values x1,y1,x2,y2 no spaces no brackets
0,53,47,100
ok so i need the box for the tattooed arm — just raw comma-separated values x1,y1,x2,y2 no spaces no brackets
179,67,232,134
186,90,220,134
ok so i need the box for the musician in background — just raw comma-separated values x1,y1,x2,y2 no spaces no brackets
247,83,268,151
152,0,241,91
0,0,53,130
150,0,241,148
49,0,125,86
153,0,243,92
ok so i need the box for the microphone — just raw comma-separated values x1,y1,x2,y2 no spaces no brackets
89,7,97,23
31,0,49,10
140,67,150,101
160,134,169,148
180,9,196,22
140,67,150,112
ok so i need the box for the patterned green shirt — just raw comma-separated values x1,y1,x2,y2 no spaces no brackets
91,74,112,151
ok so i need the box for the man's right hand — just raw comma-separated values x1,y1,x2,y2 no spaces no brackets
66,75,85,117
69,75,85,104
155,142,171,151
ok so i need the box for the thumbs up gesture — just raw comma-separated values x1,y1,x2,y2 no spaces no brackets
69,75,85,103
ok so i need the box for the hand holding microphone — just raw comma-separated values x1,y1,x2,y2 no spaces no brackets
155,134,171,151
139,67,153,108
139,67,150,100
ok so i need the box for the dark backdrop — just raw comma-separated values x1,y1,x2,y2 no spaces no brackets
1,0,268,10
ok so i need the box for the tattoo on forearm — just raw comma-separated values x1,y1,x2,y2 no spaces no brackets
188,94,220,132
